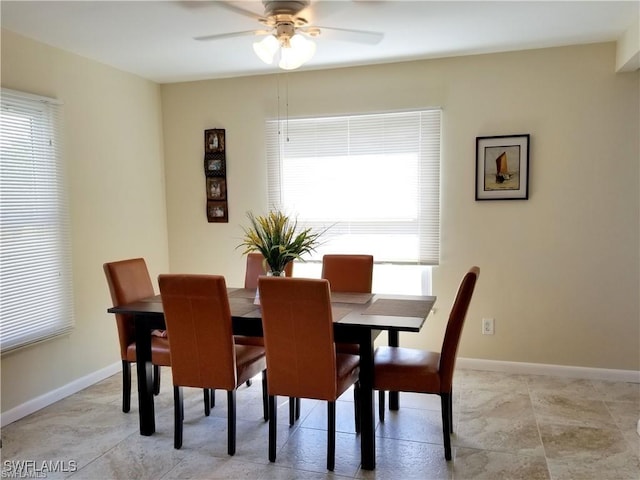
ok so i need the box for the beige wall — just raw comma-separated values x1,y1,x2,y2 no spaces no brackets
1,30,170,412
162,42,639,371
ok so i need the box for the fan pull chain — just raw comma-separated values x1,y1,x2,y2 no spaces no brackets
285,74,290,143
277,74,284,168
277,74,281,137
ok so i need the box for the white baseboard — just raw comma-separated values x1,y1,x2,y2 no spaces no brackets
457,357,640,383
0,362,121,428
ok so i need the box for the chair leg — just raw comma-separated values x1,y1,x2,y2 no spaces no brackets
246,379,252,387
153,365,161,395
449,389,454,433
261,370,268,421
268,395,277,462
295,398,301,420
289,397,296,426
378,390,385,422
174,386,183,449
210,389,216,408
441,393,452,461
327,401,336,471
204,389,211,416
122,360,131,413
227,390,236,456
354,382,361,434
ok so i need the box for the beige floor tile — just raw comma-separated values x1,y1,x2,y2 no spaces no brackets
357,436,453,480
3,369,639,480
270,426,361,477
590,380,640,403
452,448,549,480
526,375,602,399
530,392,617,428
375,407,444,445
539,422,630,460
456,370,530,393
455,415,545,457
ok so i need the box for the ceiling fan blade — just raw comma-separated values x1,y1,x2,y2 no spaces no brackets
213,1,266,22
310,26,384,45
194,30,270,42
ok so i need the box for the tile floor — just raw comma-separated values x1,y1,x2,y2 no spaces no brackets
1,368,638,479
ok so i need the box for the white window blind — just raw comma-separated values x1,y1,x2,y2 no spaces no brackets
266,109,441,264
0,88,74,354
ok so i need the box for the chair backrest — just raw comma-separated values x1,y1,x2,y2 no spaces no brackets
158,274,237,390
321,254,373,293
258,277,338,401
244,253,294,289
103,258,155,360
439,266,480,391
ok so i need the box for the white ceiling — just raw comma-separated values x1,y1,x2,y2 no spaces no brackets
1,1,638,84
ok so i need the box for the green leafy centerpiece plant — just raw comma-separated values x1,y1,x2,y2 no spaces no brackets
238,210,323,276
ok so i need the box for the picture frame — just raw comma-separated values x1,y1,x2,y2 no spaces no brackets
206,201,228,223
206,177,226,200
204,128,225,154
476,134,530,200
204,157,225,176
203,128,228,222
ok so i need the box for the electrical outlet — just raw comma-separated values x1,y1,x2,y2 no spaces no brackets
482,318,494,335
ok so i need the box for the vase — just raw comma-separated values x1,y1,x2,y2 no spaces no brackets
255,270,285,305
267,270,286,277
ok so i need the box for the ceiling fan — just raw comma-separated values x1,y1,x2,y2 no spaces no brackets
194,0,384,70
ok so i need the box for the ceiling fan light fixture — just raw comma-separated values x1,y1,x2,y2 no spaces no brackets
278,34,316,70
253,34,280,64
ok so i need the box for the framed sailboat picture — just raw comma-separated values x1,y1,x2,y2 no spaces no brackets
476,134,530,200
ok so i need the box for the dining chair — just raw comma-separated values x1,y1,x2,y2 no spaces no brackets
104,258,214,414
321,254,373,356
237,253,298,423
374,266,480,461
320,254,373,430
321,254,374,295
158,274,268,455
258,276,360,471
103,258,168,412
243,252,294,290
236,253,294,347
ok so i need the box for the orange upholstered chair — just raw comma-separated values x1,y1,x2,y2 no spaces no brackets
158,274,268,455
321,254,373,355
320,254,373,429
103,258,169,412
321,254,374,295
237,253,297,421
243,252,294,290
258,277,360,471
374,266,480,461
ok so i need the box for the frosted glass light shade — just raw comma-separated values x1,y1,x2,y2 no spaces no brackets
278,34,316,70
253,35,279,64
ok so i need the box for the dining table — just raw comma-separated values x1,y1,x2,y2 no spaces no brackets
107,287,436,471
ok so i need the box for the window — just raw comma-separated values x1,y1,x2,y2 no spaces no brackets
0,88,74,354
266,109,440,294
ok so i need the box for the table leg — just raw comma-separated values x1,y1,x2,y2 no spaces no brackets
388,330,399,411
359,330,377,470
135,314,156,436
